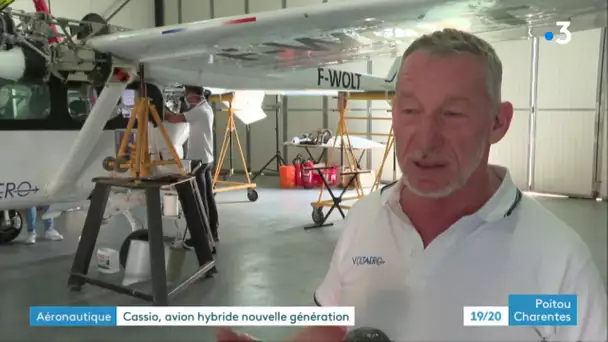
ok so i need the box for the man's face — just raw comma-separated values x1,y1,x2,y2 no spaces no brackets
392,50,511,198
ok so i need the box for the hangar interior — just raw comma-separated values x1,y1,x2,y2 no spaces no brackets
0,0,606,341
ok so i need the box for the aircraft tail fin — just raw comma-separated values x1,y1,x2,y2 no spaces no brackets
220,90,267,125
384,56,402,85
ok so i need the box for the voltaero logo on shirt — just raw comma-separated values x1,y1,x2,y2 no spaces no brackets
352,256,386,266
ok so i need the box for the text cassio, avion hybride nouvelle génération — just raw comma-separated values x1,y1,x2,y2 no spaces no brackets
122,310,351,325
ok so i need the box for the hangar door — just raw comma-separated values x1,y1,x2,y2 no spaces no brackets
532,28,605,197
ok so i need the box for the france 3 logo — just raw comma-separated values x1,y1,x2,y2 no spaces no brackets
544,21,572,45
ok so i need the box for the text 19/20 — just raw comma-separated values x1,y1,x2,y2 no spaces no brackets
462,306,508,326
471,311,502,321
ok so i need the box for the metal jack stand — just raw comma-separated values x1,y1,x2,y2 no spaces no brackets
252,95,286,181
68,177,216,306
68,64,216,305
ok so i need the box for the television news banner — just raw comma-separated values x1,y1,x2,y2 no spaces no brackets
31,297,578,328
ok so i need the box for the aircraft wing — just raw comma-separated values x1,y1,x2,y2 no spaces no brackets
88,0,607,90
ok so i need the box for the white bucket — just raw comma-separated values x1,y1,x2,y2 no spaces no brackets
163,192,180,217
96,248,120,274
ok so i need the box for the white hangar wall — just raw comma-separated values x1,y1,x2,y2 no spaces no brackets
11,0,155,29
164,0,608,199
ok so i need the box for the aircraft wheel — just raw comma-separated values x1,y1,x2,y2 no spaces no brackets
119,229,149,269
102,156,115,171
311,207,324,224
0,210,23,244
247,189,258,202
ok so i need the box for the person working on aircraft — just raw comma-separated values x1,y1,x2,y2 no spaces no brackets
165,86,219,247
215,29,607,342
24,206,63,245
153,115,190,159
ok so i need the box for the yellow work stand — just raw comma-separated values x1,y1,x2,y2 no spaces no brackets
307,91,395,227
103,95,186,178
207,93,258,202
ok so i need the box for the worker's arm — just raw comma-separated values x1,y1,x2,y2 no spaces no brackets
164,111,187,123
215,328,258,341
165,102,208,123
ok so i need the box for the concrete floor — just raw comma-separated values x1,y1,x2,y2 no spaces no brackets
0,176,606,342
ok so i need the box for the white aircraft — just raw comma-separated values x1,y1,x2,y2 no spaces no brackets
0,0,605,243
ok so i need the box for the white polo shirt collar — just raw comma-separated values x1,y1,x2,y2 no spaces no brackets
380,165,522,224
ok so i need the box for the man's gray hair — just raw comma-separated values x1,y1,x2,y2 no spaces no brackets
401,28,503,108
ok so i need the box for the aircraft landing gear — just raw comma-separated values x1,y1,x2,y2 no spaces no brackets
0,210,23,244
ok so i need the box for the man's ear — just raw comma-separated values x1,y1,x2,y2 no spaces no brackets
489,101,513,145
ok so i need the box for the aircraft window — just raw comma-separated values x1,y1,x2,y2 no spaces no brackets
0,78,51,120
67,84,97,120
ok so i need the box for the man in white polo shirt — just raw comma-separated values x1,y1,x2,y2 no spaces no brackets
165,86,220,246
312,29,607,341
215,29,606,342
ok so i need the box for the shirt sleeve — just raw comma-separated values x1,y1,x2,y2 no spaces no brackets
314,213,358,307
554,258,607,341
183,102,213,123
